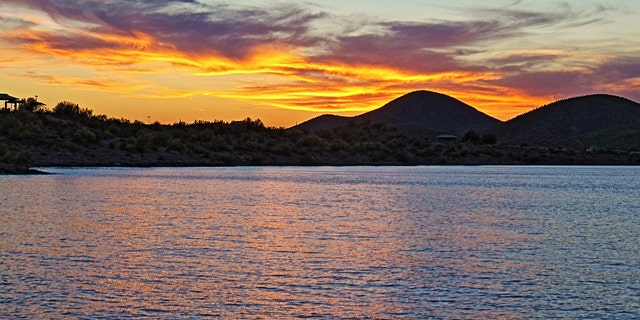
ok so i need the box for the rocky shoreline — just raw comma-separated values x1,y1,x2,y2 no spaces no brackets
0,163,49,175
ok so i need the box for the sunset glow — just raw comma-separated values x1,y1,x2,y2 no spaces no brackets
1,0,638,127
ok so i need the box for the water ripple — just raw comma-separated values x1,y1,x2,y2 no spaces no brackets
1,166,639,318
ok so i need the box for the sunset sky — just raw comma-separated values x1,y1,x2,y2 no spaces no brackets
1,0,638,127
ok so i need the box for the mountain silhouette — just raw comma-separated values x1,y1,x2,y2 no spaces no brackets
295,90,501,135
296,91,640,151
496,94,640,150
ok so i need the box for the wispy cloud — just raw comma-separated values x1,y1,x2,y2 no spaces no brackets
0,0,637,119
15,71,148,93
2,0,324,60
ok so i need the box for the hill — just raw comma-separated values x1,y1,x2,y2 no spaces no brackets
293,114,351,132
496,94,640,151
295,90,501,136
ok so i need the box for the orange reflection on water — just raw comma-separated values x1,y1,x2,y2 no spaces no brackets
6,167,604,318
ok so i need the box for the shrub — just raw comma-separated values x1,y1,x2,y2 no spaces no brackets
167,138,186,153
74,127,97,144
122,136,138,152
394,151,409,163
2,150,31,167
296,134,323,148
481,133,497,145
462,130,480,144
299,154,315,166
53,101,92,118
20,97,45,112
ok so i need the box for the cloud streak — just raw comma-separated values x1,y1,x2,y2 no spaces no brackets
1,0,638,121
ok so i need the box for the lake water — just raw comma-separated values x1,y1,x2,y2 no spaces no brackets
1,166,639,319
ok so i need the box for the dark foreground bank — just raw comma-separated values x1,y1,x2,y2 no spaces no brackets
0,163,49,175
2,102,639,174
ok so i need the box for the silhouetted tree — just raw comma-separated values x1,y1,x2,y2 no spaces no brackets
20,97,45,112
74,127,97,145
462,130,480,144
53,101,92,118
481,133,497,145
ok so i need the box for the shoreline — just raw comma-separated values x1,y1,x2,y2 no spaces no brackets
10,160,639,176
0,164,50,175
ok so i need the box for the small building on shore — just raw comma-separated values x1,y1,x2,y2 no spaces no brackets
436,134,458,142
0,93,20,111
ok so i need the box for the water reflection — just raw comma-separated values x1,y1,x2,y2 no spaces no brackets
1,166,639,318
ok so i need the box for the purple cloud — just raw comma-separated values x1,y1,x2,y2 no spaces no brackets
311,20,503,74
5,0,325,59
486,55,640,102
488,70,591,97
5,0,613,64
3,0,637,112
596,56,640,81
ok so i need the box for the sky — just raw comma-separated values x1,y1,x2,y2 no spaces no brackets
0,0,638,127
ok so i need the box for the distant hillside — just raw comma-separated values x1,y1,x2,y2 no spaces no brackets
293,114,351,132
359,90,502,134
295,90,501,135
496,94,640,150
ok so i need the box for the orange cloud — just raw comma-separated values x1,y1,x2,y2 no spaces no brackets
1,0,638,125
16,71,147,93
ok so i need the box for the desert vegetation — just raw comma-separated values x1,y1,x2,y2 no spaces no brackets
1,94,639,174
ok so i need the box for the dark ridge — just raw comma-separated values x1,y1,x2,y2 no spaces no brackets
294,90,501,135
292,114,351,132
496,94,640,150
357,90,501,135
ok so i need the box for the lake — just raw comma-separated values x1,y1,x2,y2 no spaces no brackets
1,166,639,319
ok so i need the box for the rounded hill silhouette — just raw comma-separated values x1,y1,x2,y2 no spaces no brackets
497,94,640,150
296,90,501,135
